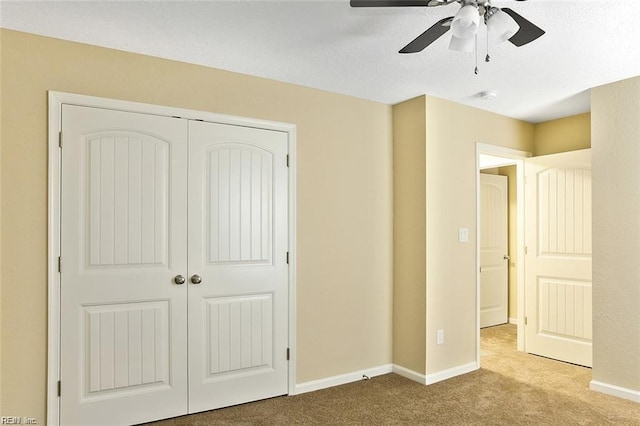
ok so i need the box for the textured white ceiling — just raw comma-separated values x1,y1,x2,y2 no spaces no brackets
2,0,640,123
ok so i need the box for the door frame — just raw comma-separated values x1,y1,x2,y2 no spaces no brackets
47,91,298,425
475,143,530,366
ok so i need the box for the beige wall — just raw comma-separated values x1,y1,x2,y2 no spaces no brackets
533,113,591,156
392,95,533,376
591,76,640,393
424,96,534,374
392,96,427,374
0,29,393,420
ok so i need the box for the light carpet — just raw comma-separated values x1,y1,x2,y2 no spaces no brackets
147,325,640,425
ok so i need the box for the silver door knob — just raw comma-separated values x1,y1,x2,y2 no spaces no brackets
174,275,186,285
504,255,511,260
191,274,202,285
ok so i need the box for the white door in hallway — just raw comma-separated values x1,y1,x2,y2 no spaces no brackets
187,121,290,413
59,105,290,425
480,173,509,328
525,149,592,367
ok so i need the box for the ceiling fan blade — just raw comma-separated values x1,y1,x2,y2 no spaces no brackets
350,0,430,7
501,8,545,47
399,17,453,53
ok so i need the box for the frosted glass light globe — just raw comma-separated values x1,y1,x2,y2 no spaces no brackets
451,5,480,40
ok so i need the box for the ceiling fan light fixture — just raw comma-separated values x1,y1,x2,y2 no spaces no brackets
487,9,520,43
451,4,480,39
449,34,475,52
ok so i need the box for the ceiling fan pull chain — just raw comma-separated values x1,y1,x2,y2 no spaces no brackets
474,33,479,75
486,26,491,63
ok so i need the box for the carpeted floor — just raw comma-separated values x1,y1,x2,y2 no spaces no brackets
148,325,640,425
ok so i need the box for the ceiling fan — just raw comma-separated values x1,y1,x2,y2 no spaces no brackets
350,0,545,54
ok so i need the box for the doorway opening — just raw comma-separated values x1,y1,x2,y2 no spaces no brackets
477,144,594,374
475,143,530,366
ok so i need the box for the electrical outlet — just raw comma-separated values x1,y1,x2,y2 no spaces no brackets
458,228,469,243
437,329,444,345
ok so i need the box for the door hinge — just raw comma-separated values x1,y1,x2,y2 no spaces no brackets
57,380,61,397
286,252,289,264
286,348,290,361
479,266,482,273
525,317,528,326
286,154,290,167
58,256,62,273
524,246,528,255
58,131,63,148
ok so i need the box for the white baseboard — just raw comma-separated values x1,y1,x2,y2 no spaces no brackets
294,364,393,395
425,361,478,385
293,361,479,396
590,380,640,403
392,364,427,385
508,317,518,325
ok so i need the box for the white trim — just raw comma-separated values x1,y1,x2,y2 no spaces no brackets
47,93,63,426
294,365,393,395
389,363,480,387
47,91,298,425
48,92,294,131
394,362,479,386
476,143,532,160
475,151,481,368
590,380,640,403
293,361,479,396
392,365,427,385
515,155,526,352
425,362,478,385
475,142,531,367
287,125,298,397
508,317,518,325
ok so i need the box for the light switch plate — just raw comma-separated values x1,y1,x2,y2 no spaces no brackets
459,228,469,242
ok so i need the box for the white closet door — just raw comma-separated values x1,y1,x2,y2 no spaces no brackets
59,105,188,425
525,149,592,367
187,121,289,413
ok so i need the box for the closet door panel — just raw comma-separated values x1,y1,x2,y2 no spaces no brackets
187,121,289,413
60,105,188,425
